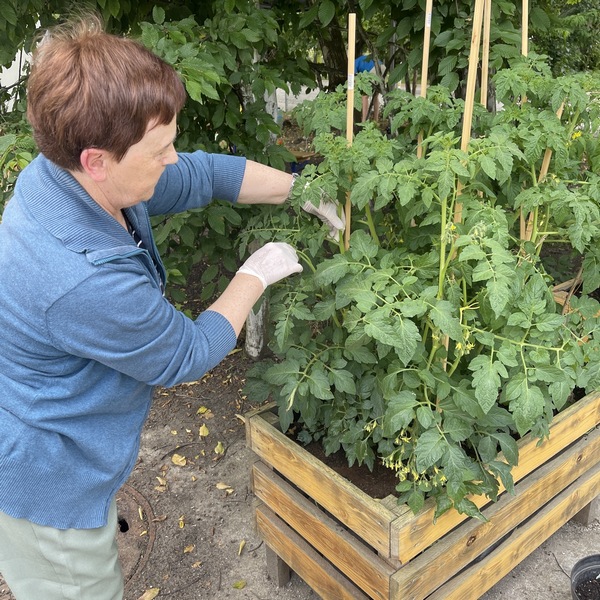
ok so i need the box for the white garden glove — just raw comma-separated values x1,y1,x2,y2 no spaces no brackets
302,196,346,238
237,242,303,290
290,174,345,239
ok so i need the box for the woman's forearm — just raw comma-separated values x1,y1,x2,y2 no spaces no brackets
206,273,264,336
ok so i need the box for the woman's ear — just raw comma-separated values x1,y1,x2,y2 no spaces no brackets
79,148,109,182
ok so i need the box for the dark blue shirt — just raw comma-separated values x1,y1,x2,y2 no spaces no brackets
355,55,375,73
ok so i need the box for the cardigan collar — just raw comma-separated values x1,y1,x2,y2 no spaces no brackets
17,154,144,255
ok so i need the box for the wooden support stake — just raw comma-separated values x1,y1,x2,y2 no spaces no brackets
523,101,565,241
344,13,356,251
480,0,492,108
417,0,434,158
521,0,529,60
519,0,530,237
454,0,486,224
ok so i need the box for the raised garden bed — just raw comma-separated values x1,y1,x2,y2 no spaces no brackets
246,391,600,599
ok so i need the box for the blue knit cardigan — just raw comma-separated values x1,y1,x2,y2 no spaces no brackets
0,151,246,529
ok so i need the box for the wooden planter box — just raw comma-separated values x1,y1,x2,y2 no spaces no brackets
245,392,600,599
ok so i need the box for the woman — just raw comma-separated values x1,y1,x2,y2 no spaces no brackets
0,15,343,600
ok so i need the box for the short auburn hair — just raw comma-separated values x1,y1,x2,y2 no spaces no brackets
26,15,186,171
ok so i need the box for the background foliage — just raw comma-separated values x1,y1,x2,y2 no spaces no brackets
1,2,597,289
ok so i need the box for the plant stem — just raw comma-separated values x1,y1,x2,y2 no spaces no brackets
296,250,317,273
364,203,380,246
438,196,448,300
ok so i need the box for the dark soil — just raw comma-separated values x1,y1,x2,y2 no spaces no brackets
301,440,398,499
576,577,600,600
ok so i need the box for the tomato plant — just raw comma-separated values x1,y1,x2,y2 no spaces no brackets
243,56,600,519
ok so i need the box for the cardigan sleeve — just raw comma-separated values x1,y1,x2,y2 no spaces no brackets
147,150,247,217
45,260,237,387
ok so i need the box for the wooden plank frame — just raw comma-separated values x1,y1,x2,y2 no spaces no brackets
248,393,600,599
256,503,370,600
254,461,395,599
247,407,399,557
247,391,600,564
427,459,600,599
391,425,600,598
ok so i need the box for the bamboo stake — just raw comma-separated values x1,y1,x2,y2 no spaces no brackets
523,101,565,241
344,13,356,251
441,0,485,371
519,0,530,238
521,0,529,61
453,0,486,224
480,0,492,109
417,0,434,159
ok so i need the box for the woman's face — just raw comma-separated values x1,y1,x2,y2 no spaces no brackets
104,116,178,207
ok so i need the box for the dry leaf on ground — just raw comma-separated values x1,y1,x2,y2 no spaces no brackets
171,453,187,466
137,588,160,600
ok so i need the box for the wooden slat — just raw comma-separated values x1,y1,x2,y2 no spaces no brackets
248,412,397,556
425,458,600,600
391,391,600,562
244,401,278,446
391,426,600,599
253,461,395,599
256,503,370,600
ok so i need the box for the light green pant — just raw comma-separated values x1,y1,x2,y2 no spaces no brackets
0,500,123,600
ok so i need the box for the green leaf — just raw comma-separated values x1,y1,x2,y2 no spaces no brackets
507,312,530,328
534,313,564,333
487,276,513,318
469,355,503,414
479,155,497,180
336,279,378,311
415,429,447,472
416,405,436,429
489,460,515,494
200,264,219,284
352,171,380,209
407,489,425,514
207,211,225,235
318,0,336,26
349,230,379,260
478,435,497,463
1,2,17,26
331,369,357,395
533,366,564,384
264,359,301,386
443,416,473,442
344,344,377,364
429,299,463,342
494,432,519,466
441,444,472,482
399,299,428,318
153,6,165,25
455,497,484,520
509,382,545,435
107,0,120,18
315,254,351,286
458,244,486,262
242,28,262,43
383,391,418,435
437,169,455,201
364,311,421,366
307,365,334,400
